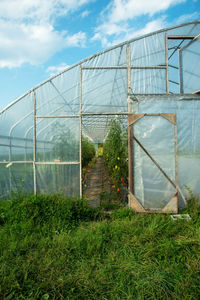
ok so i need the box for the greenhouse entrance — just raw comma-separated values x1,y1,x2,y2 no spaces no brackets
128,113,178,213
81,113,129,207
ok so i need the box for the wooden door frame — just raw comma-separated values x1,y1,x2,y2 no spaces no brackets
128,113,178,213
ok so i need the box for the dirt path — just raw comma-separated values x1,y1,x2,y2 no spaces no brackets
83,157,112,208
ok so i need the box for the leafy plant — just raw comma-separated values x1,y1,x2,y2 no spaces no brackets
81,136,96,168
103,119,128,192
52,123,79,161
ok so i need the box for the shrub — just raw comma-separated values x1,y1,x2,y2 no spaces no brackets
0,194,102,232
82,136,96,168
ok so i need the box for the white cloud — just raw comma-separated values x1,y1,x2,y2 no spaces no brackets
46,63,70,76
0,0,92,68
65,31,86,47
81,10,90,18
0,20,86,68
0,0,92,23
175,12,200,24
128,18,167,38
92,0,186,47
105,18,167,47
103,0,185,23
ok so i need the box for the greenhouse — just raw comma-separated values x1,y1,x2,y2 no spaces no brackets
0,20,200,212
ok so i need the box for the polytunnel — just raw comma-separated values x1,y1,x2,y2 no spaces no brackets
0,20,200,212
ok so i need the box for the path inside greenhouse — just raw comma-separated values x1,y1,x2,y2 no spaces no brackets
83,157,112,208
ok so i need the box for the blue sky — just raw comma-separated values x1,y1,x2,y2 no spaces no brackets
0,0,199,110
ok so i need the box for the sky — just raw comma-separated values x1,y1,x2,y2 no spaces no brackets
0,0,199,110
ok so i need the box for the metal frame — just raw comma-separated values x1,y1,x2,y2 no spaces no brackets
1,20,199,115
128,113,178,213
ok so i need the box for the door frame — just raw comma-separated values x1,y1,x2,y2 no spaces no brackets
128,113,178,213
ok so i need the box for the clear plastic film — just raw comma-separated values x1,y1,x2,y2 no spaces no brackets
132,115,176,209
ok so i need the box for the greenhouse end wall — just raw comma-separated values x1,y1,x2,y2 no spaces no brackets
0,21,200,206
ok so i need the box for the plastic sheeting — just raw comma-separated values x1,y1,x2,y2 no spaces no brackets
180,38,200,93
36,164,80,197
132,115,176,209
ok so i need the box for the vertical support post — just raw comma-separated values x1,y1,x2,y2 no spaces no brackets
79,66,82,198
127,43,133,203
128,124,133,195
165,33,169,94
179,49,183,93
174,115,178,193
33,90,37,194
8,138,12,197
126,43,131,95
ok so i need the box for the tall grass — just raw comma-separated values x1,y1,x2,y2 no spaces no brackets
0,194,200,299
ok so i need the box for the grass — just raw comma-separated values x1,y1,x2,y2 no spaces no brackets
0,193,200,299
100,191,122,211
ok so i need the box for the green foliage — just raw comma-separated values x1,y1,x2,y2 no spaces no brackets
51,122,95,167
103,119,128,189
183,185,200,220
81,136,96,168
52,123,79,161
0,194,200,299
0,194,101,233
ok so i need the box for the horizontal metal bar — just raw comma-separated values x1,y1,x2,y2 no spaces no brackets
82,112,129,116
0,161,34,164
0,144,34,149
0,135,33,142
82,66,127,70
82,66,166,70
131,66,166,69
0,161,80,165
35,161,80,165
168,36,195,39
36,115,80,118
129,93,200,98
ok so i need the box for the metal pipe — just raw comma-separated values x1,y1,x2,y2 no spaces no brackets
168,36,195,39
82,66,166,70
79,66,82,198
36,115,79,118
35,161,80,165
33,91,37,194
126,44,131,95
0,161,80,165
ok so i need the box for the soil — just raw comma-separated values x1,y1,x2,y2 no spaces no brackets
83,157,112,208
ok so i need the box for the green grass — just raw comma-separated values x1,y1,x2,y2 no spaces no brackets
0,194,200,299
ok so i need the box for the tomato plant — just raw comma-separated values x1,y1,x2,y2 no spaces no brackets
103,119,128,191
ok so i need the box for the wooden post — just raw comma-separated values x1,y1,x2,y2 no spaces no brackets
165,33,169,94
128,124,133,194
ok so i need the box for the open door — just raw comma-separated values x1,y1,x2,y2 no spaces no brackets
128,113,178,213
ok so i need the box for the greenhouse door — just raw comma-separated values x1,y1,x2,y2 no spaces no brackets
128,113,178,213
